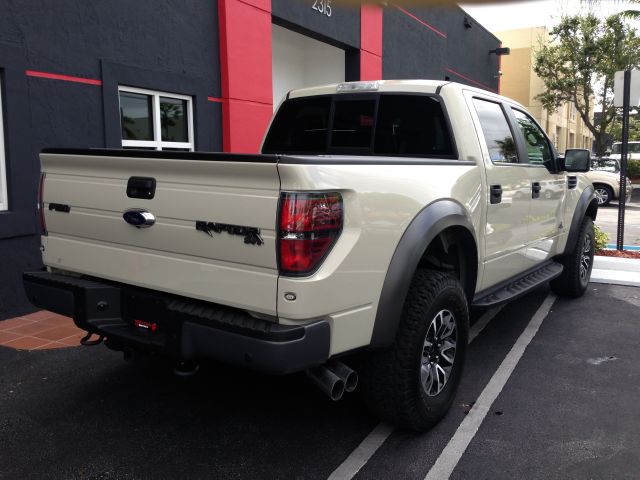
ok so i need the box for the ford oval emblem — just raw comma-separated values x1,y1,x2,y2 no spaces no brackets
123,209,156,228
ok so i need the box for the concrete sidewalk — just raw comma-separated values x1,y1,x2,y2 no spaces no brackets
591,255,640,287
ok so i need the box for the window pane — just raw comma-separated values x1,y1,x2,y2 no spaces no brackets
374,95,454,156
512,109,552,165
262,97,331,154
330,100,375,149
473,99,518,163
120,92,153,141
160,97,188,142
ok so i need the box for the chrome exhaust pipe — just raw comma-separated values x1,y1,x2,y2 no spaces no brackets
306,366,345,401
327,360,358,393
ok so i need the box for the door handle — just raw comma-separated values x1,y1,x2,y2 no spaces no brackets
490,184,502,204
532,182,541,199
127,177,156,199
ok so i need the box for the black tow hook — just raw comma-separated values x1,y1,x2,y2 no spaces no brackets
80,332,104,346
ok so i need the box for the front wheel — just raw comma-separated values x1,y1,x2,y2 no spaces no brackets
594,185,613,207
361,270,469,431
550,216,595,298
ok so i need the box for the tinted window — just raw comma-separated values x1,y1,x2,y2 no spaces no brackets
263,97,331,154
263,94,456,157
331,100,375,149
120,92,153,141
374,95,454,156
160,97,188,142
512,109,552,165
473,99,518,163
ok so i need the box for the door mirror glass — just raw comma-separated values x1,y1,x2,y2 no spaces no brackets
563,149,590,172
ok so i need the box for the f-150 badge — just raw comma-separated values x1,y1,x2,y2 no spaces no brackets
196,220,264,246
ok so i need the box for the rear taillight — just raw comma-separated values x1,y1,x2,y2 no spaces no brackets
278,192,343,276
37,172,47,235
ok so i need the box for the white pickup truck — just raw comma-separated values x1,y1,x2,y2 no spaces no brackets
24,80,597,431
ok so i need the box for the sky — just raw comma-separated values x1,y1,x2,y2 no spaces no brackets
460,0,639,33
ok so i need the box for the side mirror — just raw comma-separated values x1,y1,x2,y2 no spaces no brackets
563,149,590,172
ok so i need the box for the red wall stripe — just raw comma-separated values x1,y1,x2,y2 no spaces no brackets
360,4,383,81
207,96,223,103
25,70,102,86
395,6,446,39
218,0,273,153
445,68,496,93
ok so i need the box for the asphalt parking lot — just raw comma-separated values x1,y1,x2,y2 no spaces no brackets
1,283,639,479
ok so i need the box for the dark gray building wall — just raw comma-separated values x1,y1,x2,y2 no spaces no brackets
271,0,360,50
0,1,499,240
0,0,222,238
382,6,500,92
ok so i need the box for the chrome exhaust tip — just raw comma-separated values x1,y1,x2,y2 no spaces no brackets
306,366,345,401
327,360,358,393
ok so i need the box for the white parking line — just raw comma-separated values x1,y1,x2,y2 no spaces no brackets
424,293,556,480
327,422,394,480
327,306,504,480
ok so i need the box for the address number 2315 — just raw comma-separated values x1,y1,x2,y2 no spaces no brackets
312,0,332,17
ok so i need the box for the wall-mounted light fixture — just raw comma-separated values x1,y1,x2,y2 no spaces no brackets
489,47,511,56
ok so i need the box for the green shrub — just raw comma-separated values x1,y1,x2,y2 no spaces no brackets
628,159,640,178
594,223,609,252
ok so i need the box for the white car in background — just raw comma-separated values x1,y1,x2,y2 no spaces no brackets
587,158,633,206
609,141,640,162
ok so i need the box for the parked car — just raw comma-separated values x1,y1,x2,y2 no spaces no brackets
24,80,597,431
587,158,632,206
609,141,640,162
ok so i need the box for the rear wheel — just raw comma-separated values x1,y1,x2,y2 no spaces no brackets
361,270,469,431
594,184,613,206
551,216,594,298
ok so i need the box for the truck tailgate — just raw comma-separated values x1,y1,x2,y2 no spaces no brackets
40,150,280,316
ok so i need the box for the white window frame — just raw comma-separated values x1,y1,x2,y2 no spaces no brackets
118,86,194,151
0,81,8,211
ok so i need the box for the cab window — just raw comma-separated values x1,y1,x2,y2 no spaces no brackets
512,109,553,166
472,98,518,164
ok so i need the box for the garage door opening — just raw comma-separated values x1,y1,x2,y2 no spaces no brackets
272,24,345,110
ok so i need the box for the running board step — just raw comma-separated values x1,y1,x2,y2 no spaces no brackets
472,262,563,308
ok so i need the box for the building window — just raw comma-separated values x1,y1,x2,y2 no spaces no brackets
0,80,8,211
118,86,194,151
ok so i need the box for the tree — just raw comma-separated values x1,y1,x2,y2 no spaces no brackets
607,111,640,142
533,14,640,157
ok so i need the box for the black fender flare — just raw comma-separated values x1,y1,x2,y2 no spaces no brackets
564,185,597,256
370,200,477,348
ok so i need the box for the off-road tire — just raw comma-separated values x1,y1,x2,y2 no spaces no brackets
550,216,594,298
361,269,469,431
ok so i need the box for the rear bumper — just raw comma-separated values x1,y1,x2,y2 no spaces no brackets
23,272,330,374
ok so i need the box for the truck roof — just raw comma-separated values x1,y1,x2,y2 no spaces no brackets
286,79,513,104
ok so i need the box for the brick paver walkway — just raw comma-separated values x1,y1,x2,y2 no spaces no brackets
0,311,84,350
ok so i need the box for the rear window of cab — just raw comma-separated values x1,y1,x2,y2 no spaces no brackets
262,94,456,158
